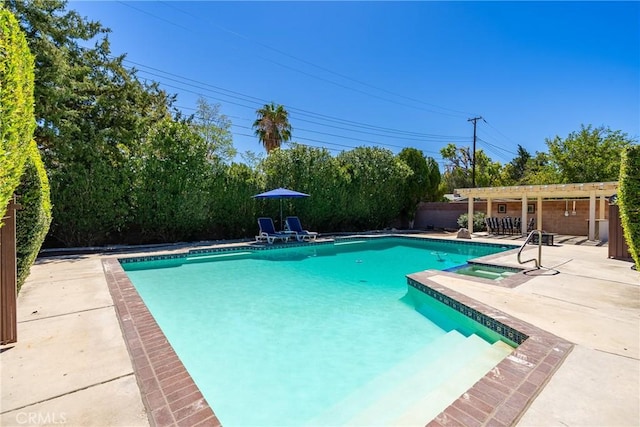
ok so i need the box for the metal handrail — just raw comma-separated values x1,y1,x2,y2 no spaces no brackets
517,230,542,269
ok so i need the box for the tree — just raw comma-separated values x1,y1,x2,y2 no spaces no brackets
424,157,442,202
504,144,532,184
261,143,345,230
546,124,634,183
520,151,560,185
337,147,411,230
193,97,236,164
439,143,504,192
397,148,430,227
133,118,211,242
252,102,292,154
618,145,640,269
240,150,265,169
7,0,172,246
439,144,473,192
0,8,35,219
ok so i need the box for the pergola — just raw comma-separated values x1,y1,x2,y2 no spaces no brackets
456,181,619,240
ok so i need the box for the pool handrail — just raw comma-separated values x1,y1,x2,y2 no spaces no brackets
518,230,542,269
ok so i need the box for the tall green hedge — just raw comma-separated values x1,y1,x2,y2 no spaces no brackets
16,140,52,291
618,145,640,268
0,9,35,219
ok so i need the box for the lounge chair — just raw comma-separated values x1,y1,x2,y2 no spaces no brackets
285,216,318,242
527,217,535,232
256,217,290,244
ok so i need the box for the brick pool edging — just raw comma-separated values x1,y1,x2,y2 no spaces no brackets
103,254,573,427
102,258,220,427
409,271,574,427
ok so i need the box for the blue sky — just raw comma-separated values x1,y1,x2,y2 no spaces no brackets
69,1,639,166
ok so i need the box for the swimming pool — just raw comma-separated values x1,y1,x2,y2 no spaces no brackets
121,237,518,426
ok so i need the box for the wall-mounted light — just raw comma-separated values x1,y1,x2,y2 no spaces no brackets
572,200,576,215
564,200,569,217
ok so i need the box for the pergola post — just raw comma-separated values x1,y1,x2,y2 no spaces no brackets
521,194,528,235
588,191,596,240
467,196,474,234
599,195,606,219
537,196,543,231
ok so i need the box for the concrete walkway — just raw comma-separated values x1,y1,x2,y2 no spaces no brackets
1,254,149,427
1,235,638,426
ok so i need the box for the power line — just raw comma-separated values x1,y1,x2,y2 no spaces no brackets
127,59,471,142
81,2,527,164
158,0,477,118
117,0,475,119
476,137,518,158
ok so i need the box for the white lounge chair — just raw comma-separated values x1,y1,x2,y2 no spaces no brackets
256,217,290,244
285,216,318,242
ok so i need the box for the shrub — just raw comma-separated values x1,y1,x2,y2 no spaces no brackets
133,119,211,242
16,141,52,292
457,212,487,231
0,10,35,220
618,145,640,268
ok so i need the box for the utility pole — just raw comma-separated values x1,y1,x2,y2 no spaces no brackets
468,116,482,188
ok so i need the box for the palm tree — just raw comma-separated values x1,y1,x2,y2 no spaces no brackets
252,102,292,154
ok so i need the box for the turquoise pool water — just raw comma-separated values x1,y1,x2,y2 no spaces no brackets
123,237,514,426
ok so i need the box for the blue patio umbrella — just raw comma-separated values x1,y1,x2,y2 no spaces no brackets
253,187,310,230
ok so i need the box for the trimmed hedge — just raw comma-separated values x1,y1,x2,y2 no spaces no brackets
16,140,52,291
618,145,640,268
0,9,35,220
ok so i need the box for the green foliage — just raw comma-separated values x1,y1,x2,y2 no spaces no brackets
457,212,487,231
10,0,639,248
336,147,411,230
503,145,532,184
546,125,634,183
259,145,411,232
47,151,133,246
520,151,561,185
0,8,35,220
253,102,292,154
618,145,640,268
261,143,346,230
207,163,261,238
397,148,426,220
440,143,504,192
193,97,236,163
424,157,442,202
133,119,211,242
8,0,172,246
15,140,51,291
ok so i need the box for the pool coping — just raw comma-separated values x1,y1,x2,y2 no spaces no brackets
103,237,573,427
103,259,220,427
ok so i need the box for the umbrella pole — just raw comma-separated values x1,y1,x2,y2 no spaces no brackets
280,199,283,231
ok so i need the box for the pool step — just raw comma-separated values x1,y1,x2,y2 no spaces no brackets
306,331,513,426
185,251,252,263
343,334,511,426
388,340,513,426
304,330,469,426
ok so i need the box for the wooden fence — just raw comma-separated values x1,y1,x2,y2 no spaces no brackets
608,204,632,261
1,196,19,344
